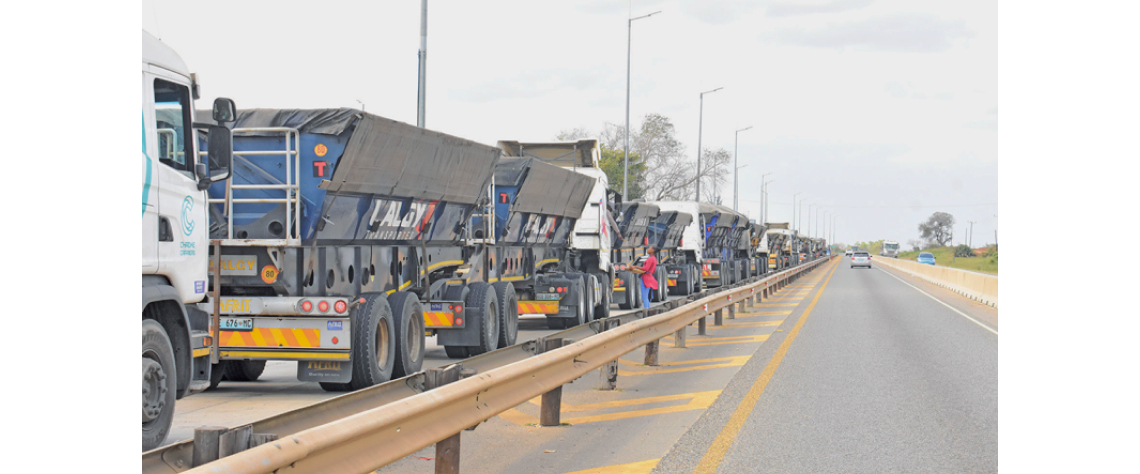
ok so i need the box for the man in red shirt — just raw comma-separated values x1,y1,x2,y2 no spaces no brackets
631,246,659,310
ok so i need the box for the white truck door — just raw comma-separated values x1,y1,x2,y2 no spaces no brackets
142,72,159,273
150,71,209,302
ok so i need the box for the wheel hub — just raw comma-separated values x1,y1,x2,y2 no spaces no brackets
141,357,168,423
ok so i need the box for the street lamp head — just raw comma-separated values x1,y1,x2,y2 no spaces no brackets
702,87,724,96
737,126,753,133
631,10,662,21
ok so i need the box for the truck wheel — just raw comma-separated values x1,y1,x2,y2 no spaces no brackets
582,275,597,323
223,360,267,382
656,267,669,302
617,272,635,310
465,283,499,356
593,274,611,320
345,293,396,391
207,363,225,390
492,282,519,348
142,319,177,451
389,291,425,378
571,279,586,327
444,346,470,359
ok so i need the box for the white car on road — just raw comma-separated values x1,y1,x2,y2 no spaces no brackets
850,251,872,269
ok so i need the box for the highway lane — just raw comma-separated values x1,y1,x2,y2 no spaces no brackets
655,259,998,473
164,295,679,447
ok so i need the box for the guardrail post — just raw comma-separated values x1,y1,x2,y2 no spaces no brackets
644,340,659,366
727,304,735,320
674,325,687,348
192,426,227,467
737,300,745,314
698,315,707,335
425,365,464,474
598,319,621,390
539,338,566,427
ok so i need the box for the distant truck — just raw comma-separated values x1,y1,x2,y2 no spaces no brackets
882,240,900,258
142,30,236,450
650,201,707,296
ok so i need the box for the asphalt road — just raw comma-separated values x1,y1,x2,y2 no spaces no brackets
654,259,998,474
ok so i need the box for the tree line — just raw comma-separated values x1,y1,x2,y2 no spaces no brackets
557,113,733,202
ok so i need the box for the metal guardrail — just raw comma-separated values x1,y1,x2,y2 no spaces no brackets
143,257,832,473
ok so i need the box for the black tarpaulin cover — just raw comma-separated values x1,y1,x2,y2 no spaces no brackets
229,108,503,205
498,157,594,219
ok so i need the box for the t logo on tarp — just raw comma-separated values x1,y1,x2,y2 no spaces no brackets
313,161,329,177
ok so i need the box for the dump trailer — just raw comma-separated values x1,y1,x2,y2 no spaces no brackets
497,140,616,321
648,201,706,296
609,201,667,309
699,203,739,288
468,156,598,336
142,30,238,451
747,221,769,277
648,210,695,296
203,108,502,392
711,204,753,284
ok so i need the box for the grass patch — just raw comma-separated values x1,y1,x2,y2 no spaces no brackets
896,247,998,275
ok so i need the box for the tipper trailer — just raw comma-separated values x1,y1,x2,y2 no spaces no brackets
647,210,696,296
203,108,505,392
610,201,665,309
497,140,617,322
699,203,739,288
142,30,237,451
470,156,599,335
648,201,707,296
764,223,793,271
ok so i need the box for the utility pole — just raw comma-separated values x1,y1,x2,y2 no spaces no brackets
733,126,752,211
416,0,427,128
967,220,977,248
623,9,661,198
695,87,723,201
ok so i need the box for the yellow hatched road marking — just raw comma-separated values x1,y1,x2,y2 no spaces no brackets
662,334,770,346
500,391,721,425
616,355,751,376
724,320,784,328
560,459,659,474
738,310,792,316
754,303,800,307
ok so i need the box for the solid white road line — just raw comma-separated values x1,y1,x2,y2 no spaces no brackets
876,267,999,336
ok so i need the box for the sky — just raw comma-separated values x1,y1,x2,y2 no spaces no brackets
142,0,996,248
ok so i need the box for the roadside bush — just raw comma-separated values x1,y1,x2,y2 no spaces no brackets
954,244,975,257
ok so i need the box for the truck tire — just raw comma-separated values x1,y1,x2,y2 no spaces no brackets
207,363,225,390
223,360,267,382
617,272,637,310
655,267,669,302
571,278,586,327
142,319,177,451
389,291,425,378
444,346,470,359
324,292,395,392
465,283,499,356
582,275,596,323
593,274,612,320
492,282,519,348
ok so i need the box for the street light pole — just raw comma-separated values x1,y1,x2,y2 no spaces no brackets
695,86,723,201
733,126,752,211
792,192,802,229
416,0,427,127
623,10,661,198
759,172,772,222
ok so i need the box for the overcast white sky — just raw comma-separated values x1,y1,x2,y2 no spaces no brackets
142,0,996,248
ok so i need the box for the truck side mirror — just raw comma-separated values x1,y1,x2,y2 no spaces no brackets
206,124,232,185
212,97,237,124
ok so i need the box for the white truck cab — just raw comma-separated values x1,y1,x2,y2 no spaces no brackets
141,30,235,451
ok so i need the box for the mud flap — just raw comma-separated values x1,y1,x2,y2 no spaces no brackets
298,360,354,383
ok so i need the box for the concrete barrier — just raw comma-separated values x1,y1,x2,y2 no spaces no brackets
871,256,998,309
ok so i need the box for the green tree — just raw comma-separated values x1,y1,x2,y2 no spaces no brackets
918,212,955,247
598,146,646,199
